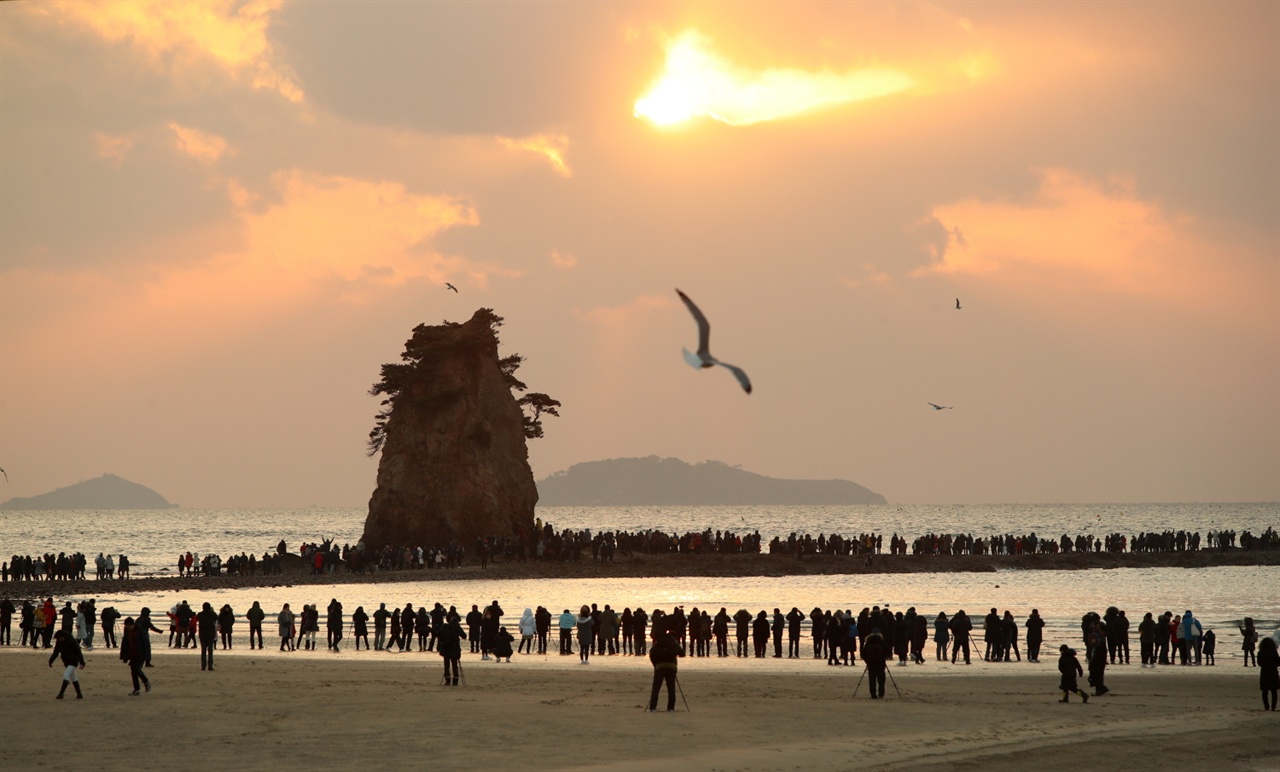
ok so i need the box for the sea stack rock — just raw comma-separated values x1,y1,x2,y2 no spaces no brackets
361,309,538,550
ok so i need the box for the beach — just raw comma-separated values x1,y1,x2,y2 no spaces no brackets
3,646,1275,771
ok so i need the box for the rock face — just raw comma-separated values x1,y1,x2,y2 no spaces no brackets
361,309,537,549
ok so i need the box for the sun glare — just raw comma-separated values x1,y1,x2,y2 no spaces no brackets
634,30,913,127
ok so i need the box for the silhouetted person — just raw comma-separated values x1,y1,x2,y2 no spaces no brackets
438,617,466,685
48,629,85,699
197,602,218,670
246,601,265,650
1057,645,1089,703
786,607,804,658
861,629,889,699
1258,637,1278,710
119,617,150,696
1025,610,1045,663
646,629,684,711
950,610,973,664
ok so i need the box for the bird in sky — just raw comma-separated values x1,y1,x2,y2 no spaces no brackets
445,282,458,293
676,289,752,394
0,466,6,482
928,402,952,410
955,298,961,310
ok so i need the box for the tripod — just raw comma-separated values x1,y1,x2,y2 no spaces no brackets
675,674,690,712
440,660,466,686
852,664,902,699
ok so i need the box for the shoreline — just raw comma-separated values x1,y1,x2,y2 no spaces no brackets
4,549,1277,600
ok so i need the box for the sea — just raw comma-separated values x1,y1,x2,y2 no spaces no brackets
2,502,1277,664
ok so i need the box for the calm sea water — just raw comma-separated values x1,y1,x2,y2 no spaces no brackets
2,503,1277,658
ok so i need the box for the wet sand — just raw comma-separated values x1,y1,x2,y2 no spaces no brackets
5,548,1278,601
3,646,1275,770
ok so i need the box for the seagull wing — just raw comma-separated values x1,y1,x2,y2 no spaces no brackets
716,361,753,394
682,348,705,370
675,289,713,362
928,402,951,410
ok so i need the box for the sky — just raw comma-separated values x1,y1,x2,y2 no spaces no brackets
1,1,1277,509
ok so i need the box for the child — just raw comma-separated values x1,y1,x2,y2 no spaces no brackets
1202,629,1216,666
1057,644,1089,704
48,629,86,699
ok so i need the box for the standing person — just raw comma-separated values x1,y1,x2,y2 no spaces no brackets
1240,618,1259,666
752,611,770,658
1088,635,1109,696
196,602,218,671
437,614,466,685
0,597,13,646
733,608,752,658
217,604,235,650
646,626,684,712
1138,612,1158,667
950,610,973,664
860,628,889,699
771,608,785,658
934,613,951,662
1024,610,1045,663
786,607,805,658
1257,637,1279,711
277,603,295,652
1002,611,1022,662
119,618,150,696
558,608,575,655
372,603,390,651
1057,645,1089,703
100,605,120,649
598,605,619,655
517,608,535,655
352,606,370,651
400,604,416,654
810,607,827,660
327,598,344,652
134,607,161,667
633,607,649,657
41,597,57,648
535,606,551,655
575,605,594,664
245,601,265,650
48,629,86,699
1202,629,1216,665
466,605,483,654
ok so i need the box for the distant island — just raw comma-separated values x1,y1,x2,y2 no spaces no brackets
0,473,177,510
536,456,886,506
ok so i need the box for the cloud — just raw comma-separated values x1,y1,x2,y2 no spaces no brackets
497,133,571,177
918,168,1272,321
92,131,134,166
549,249,578,269
169,122,230,164
634,29,914,126
32,0,303,102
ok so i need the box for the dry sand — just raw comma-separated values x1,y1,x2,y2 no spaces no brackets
2,647,1275,771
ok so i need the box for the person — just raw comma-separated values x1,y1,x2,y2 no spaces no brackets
786,607,805,658
1240,618,1258,666
1258,636,1278,711
535,606,552,654
466,605,483,653
493,626,515,662
752,611,770,658
518,608,535,655
983,608,1001,661
733,608,752,657
196,602,218,671
1138,612,1158,668
373,603,390,651
575,605,594,664
950,610,973,664
217,604,235,650
1057,645,1089,703
633,607,649,657
1182,610,1203,665
277,603,295,652
1025,610,1044,663
599,605,619,655
1088,634,1109,696
558,608,575,655
119,617,150,696
933,613,950,662
49,629,86,699
437,614,466,685
352,606,370,650
1202,628,1216,666
135,607,161,667
100,605,120,649
1001,611,1021,662
246,601,265,650
771,608,785,658
861,628,889,699
327,598,344,652
646,626,684,712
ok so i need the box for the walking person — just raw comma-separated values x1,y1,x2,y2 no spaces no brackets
135,607,161,667
119,617,150,696
1057,645,1089,703
48,629,86,699
646,625,685,712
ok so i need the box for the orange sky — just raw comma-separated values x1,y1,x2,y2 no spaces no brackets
1,1,1276,507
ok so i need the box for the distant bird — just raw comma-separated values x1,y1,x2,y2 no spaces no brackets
445,283,458,293
676,289,752,394
928,402,952,410
0,466,6,482
955,298,961,310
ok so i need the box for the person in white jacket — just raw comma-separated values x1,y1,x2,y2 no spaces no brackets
518,608,536,654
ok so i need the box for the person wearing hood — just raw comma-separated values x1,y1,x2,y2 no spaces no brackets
860,628,889,699
518,608,536,654
196,602,218,671
217,604,235,649
558,608,576,655
1180,611,1203,665
246,601,265,650
575,606,594,664
1057,645,1089,703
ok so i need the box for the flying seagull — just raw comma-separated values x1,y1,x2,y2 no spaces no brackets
955,298,961,310
445,283,458,293
0,466,6,482
676,289,752,394
928,402,952,410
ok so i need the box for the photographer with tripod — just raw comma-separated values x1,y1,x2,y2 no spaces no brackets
860,627,890,699
646,622,686,712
